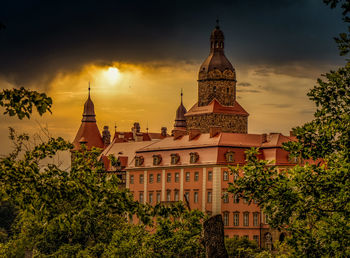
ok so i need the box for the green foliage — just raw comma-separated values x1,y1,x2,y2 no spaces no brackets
225,237,258,258
0,87,52,119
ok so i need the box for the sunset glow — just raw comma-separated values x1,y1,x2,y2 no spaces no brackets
104,67,121,84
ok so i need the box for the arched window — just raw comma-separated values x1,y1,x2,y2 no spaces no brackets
213,86,216,93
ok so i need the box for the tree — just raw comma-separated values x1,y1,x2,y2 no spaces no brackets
228,1,350,256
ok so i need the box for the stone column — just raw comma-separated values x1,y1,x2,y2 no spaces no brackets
180,168,184,201
144,170,147,204
202,167,207,212
212,167,221,215
161,169,166,201
126,171,130,189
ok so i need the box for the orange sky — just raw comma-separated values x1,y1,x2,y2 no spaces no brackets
0,59,334,156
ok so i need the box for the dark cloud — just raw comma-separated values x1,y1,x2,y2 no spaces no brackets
238,82,252,87
237,89,261,93
263,103,293,108
0,0,347,86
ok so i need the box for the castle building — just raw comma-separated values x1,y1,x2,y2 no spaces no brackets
73,23,296,249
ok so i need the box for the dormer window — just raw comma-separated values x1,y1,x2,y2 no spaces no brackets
135,156,144,167
153,154,162,166
190,152,199,164
170,153,180,165
225,151,235,163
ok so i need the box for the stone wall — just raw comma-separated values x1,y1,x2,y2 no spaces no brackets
186,113,248,134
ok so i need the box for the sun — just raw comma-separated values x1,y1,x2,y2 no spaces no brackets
104,67,121,84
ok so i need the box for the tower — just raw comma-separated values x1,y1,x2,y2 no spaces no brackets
72,84,104,151
173,90,187,131
185,21,249,134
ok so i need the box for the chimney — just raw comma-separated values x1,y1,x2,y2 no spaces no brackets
132,122,141,140
189,129,201,141
173,129,187,140
261,133,267,143
209,126,221,138
135,133,143,142
161,127,167,137
102,126,111,146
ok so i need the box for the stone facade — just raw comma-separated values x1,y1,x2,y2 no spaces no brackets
186,113,248,134
198,69,236,107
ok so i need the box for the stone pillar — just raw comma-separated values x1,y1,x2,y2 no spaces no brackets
144,170,147,204
161,169,166,201
202,167,207,212
212,167,221,215
126,171,130,189
180,168,184,201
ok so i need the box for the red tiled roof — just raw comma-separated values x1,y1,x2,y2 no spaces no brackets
72,122,104,150
184,99,249,117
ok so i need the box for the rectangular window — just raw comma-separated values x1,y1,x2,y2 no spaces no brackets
223,193,229,203
207,191,212,203
139,174,144,184
194,172,199,181
130,175,134,184
167,191,171,201
139,192,144,203
149,192,153,204
244,212,249,226
253,235,259,245
156,192,161,203
184,191,190,201
234,173,238,181
149,174,154,183
157,173,161,183
223,171,229,181
174,191,179,201
167,173,171,183
234,213,239,226
186,172,190,182
223,212,229,226
194,191,199,203
175,172,179,182
234,194,240,203
244,197,249,204
208,171,213,181
253,213,259,226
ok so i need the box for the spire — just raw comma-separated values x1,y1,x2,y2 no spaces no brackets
216,17,220,29
210,19,224,52
82,82,96,122
174,90,187,130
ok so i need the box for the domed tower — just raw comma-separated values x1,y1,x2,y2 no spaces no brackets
72,84,104,151
173,90,187,131
185,21,249,134
198,20,237,106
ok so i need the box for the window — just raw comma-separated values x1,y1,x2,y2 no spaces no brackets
253,235,259,245
149,193,153,204
130,175,134,184
207,191,212,203
194,191,199,203
190,152,199,163
234,194,240,203
175,173,179,182
167,191,171,201
174,191,179,201
244,212,249,226
194,172,199,181
139,174,144,184
156,192,161,203
227,87,229,94
253,213,259,226
208,171,213,181
135,156,144,166
139,192,144,203
167,173,171,182
153,154,162,165
234,213,239,226
171,153,180,164
149,174,154,183
213,86,216,93
223,193,229,203
223,212,229,226
186,172,190,182
243,235,249,239
184,191,190,201
234,173,238,181
265,214,269,224
225,151,235,162
223,171,229,181
244,197,249,204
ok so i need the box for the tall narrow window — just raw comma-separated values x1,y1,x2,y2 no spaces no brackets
157,173,161,183
253,235,259,245
130,175,134,184
149,193,153,204
234,194,240,203
175,172,179,182
223,212,229,226
253,212,259,226
244,212,249,226
167,173,171,182
184,191,190,202
167,191,171,201
174,191,179,201
194,191,199,203
186,172,190,182
207,191,212,203
223,193,229,203
139,174,144,184
149,174,154,183
208,171,213,181
234,213,239,226
194,172,199,181
156,192,161,203
139,192,144,203
223,171,229,181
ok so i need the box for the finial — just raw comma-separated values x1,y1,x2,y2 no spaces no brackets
216,17,220,29
181,88,183,104
146,121,149,133
114,122,117,133
88,81,91,98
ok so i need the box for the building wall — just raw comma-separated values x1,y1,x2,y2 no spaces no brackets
198,78,236,107
186,113,248,134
